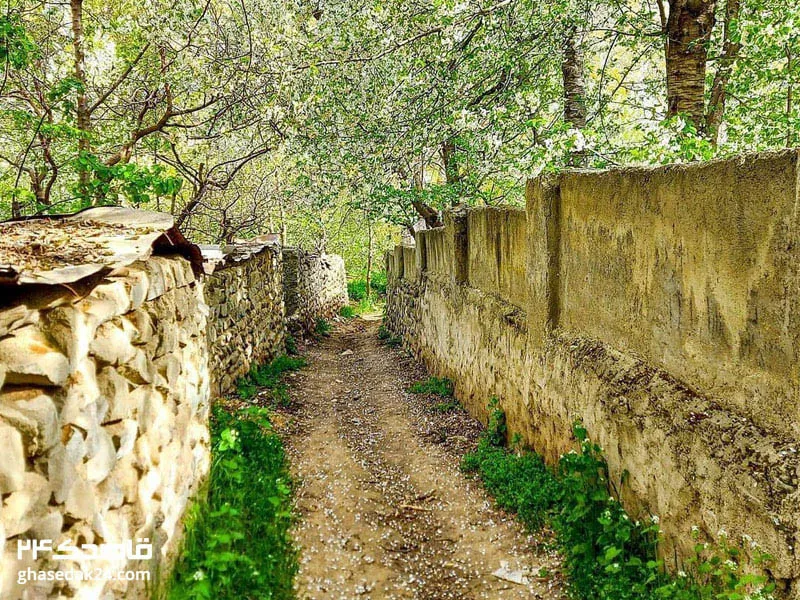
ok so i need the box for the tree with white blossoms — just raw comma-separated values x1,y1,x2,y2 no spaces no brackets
0,0,798,246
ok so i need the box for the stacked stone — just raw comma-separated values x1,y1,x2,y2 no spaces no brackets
0,256,210,599
205,244,285,396
283,248,348,334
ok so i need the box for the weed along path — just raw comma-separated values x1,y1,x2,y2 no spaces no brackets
278,318,565,599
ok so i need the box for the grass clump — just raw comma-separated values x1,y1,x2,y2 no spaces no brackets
462,402,776,600
378,324,402,348
167,405,297,600
235,354,307,405
409,376,454,397
315,317,332,337
284,333,298,355
339,305,356,318
432,399,461,413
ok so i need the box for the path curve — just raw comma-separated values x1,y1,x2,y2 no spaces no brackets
280,318,565,600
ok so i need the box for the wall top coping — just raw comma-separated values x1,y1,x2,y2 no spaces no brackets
201,235,281,273
0,207,202,288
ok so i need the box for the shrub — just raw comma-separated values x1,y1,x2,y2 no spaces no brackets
432,399,461,413
347,279,367,301
167,406,297,599
339,305,356,318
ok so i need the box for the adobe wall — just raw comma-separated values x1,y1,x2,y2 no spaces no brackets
385,150,800,596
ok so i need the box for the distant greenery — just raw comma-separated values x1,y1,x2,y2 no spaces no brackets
347,271,388,301
167,405,297,600
409,376,454,397
462,402,776,600
235,354,307,406
339,305,356,318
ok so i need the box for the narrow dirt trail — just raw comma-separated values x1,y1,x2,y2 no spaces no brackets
279,318,565,600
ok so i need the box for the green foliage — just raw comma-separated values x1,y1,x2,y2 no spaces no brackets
485,397,507,448
347,271,388,301
167,405,297,600
339,305,356,318
409,376,454,397
72,152,183,207
462,414,776,600
378,325,402,348
235,354,307,406
314,318,331,337
0,15,36,70
432,399,461,413
284,334,298,356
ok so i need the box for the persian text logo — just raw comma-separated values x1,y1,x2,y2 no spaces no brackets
17,538,153,562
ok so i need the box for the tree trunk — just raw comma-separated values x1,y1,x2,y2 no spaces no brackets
563,29,587,129
410,199,442,229
665,0,717,129
562,26,587,166
787,46,795,148
705,0,741,143
279,195,288,245
70,0,91,193
441,138,461,190
366,218,373,299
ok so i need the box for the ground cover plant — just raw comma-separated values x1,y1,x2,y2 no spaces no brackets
167,405,297,600
462,401,776,600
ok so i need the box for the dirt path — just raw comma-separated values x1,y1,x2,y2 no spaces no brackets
279,318,565,600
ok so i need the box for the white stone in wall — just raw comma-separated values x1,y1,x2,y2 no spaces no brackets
91,280,133,318
0,325,69,386
91,321,137,365
30,509,63,543
0,304,38,338
0,422,25,495
1,472,49,537
64,472,97,522
0,388,58,456
85,427,116,484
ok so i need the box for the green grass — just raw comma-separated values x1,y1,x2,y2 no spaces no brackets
339,305,356,318
235,354,307,406
378,324,402,348
167,405,297,600
284,333,298,355
462,401,776,600
409,376,454,397
432,399,461,413
314,317,332,337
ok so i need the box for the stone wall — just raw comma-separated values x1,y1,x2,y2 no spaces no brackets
204,242,285,396
0,212,347,598
283,248,348,334
0,256,209,599
385,150,800,596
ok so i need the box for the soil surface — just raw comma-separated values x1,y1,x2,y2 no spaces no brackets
278,318,565,600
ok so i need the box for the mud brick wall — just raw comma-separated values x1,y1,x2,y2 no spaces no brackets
385,150,800,597
204,243,285,396
283,248,348,334
0,256,209,599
